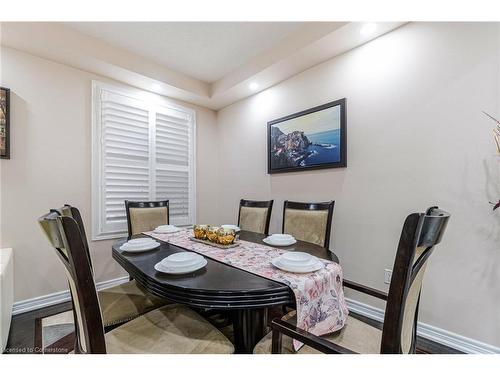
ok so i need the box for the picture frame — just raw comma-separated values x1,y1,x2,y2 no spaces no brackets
1,87,10,159
267,98,346,174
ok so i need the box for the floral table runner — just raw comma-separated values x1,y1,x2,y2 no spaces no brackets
145,229,348,351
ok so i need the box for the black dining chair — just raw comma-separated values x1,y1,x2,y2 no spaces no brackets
282,200,335,249
237,199,274,235
254,207,450,354
38,209,234,354
58,204,169,329
125,200,169,238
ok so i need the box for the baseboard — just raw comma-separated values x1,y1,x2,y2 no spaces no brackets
346,297,500,354
12,276,129,315
11,278,500,353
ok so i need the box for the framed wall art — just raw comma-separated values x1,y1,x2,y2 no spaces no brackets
0,87,10,159
267,98,346,174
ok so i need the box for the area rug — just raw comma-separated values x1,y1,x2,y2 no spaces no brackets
34,308,236,354
34,310,75,354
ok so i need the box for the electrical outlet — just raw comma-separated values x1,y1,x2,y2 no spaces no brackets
384,269,392,284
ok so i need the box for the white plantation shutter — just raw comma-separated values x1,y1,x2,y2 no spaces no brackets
153,108,194,225
92,82,196,239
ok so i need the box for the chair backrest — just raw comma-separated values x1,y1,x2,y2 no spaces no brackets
237,199,274,235
38,210,106,354
381,207,450,354
282,200,334,249
59,204,92,269
125,200,169,238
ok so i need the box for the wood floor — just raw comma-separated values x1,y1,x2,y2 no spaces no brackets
4,302,463,354
5,301,73,354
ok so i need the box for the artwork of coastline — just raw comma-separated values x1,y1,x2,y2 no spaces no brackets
268,99,346,173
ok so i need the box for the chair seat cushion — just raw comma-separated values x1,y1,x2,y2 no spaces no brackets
254,311,381,354
105,304,234,354
99,280,169,327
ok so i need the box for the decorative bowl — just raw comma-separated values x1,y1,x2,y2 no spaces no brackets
217,228,236,245
193,224,209,240
207,226,221,242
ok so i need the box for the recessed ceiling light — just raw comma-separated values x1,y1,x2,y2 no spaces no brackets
360,23,377,36
249,82,259,91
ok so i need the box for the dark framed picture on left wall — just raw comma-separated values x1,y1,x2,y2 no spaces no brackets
0,87,10,159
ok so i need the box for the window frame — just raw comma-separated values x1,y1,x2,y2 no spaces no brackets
91,80,197,241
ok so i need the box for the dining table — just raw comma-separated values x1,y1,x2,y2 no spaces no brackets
112,230,340,353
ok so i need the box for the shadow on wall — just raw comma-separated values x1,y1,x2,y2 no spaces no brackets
268,167,347,237
1,91,30,242
0,92,56,301
482,156,500,285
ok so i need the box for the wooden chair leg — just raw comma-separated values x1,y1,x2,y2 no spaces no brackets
271,329,282,354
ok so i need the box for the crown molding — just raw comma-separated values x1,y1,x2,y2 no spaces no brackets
0,22,213,107
1,22,405,110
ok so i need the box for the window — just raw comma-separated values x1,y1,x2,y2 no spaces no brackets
92,81,196,240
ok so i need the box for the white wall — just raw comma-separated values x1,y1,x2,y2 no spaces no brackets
1,22,499,349
0,47,219,302
216,22,500,347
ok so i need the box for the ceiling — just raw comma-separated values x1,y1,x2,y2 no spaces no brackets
2,22,406,109
65,22,306,82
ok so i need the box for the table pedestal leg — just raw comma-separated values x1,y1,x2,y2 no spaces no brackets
232,308,268,354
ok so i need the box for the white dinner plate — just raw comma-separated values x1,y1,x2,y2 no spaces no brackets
154,228,181,234
120,238,157,248
127,238,156,246
280,251,312,264
278,255,317,269
154,258,207,274
120,241,160,253
154,225,181,234
271,257,323,273
263,237,297,247
160,252,204,268
268,234,294,241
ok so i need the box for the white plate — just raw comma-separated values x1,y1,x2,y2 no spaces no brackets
269,233,294,241
154,225,181,234
278,255,318,269
120,241,160,253
127,238,156,245
154,228,181,234
154,258,207,274
263,237,297,246
121,239,157,250
280,251,312,264
160,252,204,268
221,224,241,232
271,257,323,273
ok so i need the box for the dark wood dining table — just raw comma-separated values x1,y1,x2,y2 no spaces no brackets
112,230,339,353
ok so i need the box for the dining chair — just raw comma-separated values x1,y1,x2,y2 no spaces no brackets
254,206,450,354
282,200,335,249
58,204,169,329
38,209,234,354
237,199,274,235
125,200,169,238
